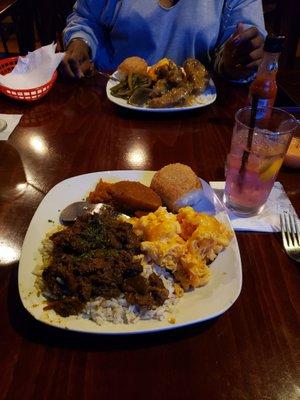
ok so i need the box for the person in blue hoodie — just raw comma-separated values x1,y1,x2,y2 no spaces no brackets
61,0,266,81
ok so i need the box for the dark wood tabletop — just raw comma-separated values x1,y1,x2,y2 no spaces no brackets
0,74,299,400
278,69,300,106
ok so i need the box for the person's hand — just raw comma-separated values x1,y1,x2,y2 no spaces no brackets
222,23,264,80
60,39,94,79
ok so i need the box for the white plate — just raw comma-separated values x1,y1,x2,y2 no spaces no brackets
19,171,242,334
106,72,217,112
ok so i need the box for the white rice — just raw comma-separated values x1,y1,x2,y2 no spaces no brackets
35,229,178,325
82,260,178,326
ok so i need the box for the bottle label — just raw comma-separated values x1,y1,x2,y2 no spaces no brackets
257,98,269,108
256,98,270,120
249,97,273,120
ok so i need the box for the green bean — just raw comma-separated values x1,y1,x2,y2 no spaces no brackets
110,73,152,99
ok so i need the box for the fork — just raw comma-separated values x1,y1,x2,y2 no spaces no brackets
96,70,120,82
280,212,300,263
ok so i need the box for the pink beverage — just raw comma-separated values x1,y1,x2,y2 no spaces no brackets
224,143,284,215
224,107,297,217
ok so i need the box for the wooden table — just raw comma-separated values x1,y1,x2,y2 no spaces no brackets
278,69,300,106
0,75,299,400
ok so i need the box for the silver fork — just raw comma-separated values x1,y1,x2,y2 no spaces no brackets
96,70,120,82
280,212,300,263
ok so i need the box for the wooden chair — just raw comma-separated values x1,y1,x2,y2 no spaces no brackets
1,0,75,56
263,0,300,68
35,0,75,48
0,0,18,55
277,0,300,68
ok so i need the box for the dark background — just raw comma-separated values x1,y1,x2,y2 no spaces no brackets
0,0,299,68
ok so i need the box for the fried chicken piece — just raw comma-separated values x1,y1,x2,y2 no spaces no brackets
151,79,171,97
155,60,184,84
183,58,208,93
148,85,192,108
166,60,185,84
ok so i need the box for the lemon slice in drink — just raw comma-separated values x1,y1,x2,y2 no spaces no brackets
259,158,283,181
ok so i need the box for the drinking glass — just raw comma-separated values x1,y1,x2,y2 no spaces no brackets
224,106,298,217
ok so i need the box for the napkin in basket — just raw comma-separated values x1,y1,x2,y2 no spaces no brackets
209,181,298,232
0,43,64,90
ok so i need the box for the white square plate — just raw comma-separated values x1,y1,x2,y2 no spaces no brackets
18,171,242,334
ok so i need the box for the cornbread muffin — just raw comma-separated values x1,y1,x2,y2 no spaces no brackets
118,56,148,79
150,163,204,212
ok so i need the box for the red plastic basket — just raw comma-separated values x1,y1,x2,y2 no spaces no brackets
0,56,57,102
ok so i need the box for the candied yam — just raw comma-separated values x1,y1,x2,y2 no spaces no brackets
110,181,162,212
88,179,114,203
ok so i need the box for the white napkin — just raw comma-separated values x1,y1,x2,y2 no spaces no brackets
0,114,23,140
209,181,298,232
0,43,64,90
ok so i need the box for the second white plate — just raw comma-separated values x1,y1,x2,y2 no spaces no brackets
106,73,217,112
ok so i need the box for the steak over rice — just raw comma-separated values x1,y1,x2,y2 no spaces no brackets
42,207,168,317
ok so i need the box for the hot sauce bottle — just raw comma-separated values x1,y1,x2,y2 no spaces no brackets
249,35,285,109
